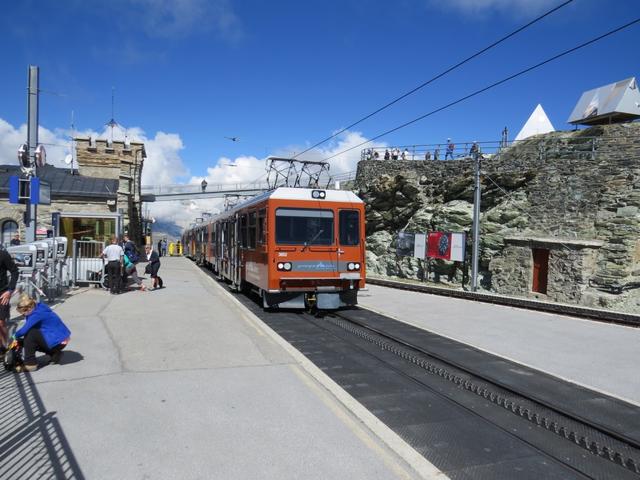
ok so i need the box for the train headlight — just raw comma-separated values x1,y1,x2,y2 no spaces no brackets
311,190,326,199
278,262,293,271
277,262,284,270
354,263,361,270
347,262,360,271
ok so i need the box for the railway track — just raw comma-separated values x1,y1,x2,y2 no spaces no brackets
331,308,640,477
198,264,640,479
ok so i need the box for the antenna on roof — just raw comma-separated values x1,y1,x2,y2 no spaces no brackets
106,86,118,142
65,110,76,175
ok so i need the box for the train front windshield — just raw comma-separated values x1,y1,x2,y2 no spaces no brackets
275,208,334,245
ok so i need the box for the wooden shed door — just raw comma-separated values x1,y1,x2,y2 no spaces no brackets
532,248,549,294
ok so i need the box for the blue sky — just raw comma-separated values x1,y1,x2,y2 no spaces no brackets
0,0,638,220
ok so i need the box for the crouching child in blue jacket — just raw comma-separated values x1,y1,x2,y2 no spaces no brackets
13,295,71,372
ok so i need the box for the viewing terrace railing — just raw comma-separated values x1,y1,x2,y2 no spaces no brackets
360,134,640,162
362,140,511,162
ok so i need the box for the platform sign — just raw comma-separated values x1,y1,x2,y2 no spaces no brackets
396,231,415,257
450,232,466,262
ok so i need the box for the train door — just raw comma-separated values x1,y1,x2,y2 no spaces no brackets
215,222,222,274
222,220,230,279
338,209,363,276
231,213,241,288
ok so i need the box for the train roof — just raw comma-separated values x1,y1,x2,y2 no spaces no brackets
195,187,363,228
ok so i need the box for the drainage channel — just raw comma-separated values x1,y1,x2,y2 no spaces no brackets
199,265,640,479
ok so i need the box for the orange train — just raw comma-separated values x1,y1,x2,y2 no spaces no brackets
182,187,366,309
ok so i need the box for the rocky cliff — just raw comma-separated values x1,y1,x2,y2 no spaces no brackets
357,123,640,312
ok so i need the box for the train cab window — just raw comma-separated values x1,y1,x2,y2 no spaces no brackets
240,214,248,248
275,208,333,246
258,209,266,244
339,210,360,246
248,212,257,249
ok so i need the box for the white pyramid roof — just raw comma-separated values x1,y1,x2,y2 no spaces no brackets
515,104,555,141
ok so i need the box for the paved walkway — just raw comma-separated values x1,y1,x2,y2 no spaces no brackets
359,284,640,405
1,258,427,480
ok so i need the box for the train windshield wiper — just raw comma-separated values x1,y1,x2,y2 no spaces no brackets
301,229,324,252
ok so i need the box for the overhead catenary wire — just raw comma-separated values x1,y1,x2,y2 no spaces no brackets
292,0,575,159
319,16,640,163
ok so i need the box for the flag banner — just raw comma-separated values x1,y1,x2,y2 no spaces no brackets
427,232,451,260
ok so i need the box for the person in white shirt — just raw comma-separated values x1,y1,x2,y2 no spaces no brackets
101,235,124,294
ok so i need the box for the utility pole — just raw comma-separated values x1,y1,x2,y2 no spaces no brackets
25,65,39,243
471,150,481,291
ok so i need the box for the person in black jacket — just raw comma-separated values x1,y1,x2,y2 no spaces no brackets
144,245,163,290
0,249,19,351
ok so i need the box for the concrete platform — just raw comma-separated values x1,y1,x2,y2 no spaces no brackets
0,258,434,480
358,284,640,405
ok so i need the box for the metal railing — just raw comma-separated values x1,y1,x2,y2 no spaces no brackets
360,134,640,163
141,180,271,201
71,240,105,287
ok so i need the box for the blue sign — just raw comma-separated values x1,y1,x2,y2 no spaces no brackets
8,176,47,204
8,176,19,204
31,177,40,204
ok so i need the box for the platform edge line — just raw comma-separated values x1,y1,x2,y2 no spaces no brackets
191,262,448,480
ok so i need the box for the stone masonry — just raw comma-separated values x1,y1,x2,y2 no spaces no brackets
356,123,640,312
75,138,145,243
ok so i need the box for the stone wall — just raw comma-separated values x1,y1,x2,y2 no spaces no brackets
75,138,145,244
357,123,640,312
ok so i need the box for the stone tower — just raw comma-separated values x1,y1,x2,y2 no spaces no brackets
74,137,146,244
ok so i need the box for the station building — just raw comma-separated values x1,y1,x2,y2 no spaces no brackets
0,138,145,250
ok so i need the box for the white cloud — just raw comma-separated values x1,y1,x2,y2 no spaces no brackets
435,0,559,17
0,118,72,168
0,116,193,228
158,130,386,230
0,118,382,231
128,0,243,41
282,130,387,176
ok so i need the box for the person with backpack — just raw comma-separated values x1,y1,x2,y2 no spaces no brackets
123,235,140,264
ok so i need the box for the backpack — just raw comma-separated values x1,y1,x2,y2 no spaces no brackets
125,242,140,263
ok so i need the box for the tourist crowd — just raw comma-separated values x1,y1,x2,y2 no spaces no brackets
364,139,481,162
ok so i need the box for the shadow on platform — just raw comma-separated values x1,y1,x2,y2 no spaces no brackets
0,369,85,479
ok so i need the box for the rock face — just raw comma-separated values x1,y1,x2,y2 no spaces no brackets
356,123,640,312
